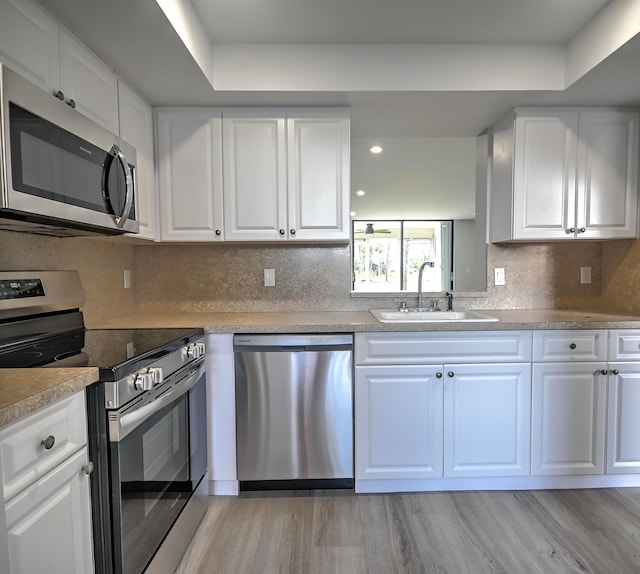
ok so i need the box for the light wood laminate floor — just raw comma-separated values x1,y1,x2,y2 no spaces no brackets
176,488,640,573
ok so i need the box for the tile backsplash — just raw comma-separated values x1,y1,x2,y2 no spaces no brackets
2,228,639,320
0,231,135,326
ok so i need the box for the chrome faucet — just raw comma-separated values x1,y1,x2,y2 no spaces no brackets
417,261,430,309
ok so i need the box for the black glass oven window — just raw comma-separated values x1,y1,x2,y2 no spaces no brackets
9,102,135,220
111,393,191,574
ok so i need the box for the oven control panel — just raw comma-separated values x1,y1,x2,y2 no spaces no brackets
0,278,45,300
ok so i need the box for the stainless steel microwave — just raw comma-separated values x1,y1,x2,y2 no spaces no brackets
0,64,138,236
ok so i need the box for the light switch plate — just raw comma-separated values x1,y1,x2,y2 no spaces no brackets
494,267,506,286
581,266,592,284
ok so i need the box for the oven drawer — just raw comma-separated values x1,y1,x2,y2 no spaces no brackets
0,392,87,501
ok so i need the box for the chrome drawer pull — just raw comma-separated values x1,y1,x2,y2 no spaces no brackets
569,343,577,349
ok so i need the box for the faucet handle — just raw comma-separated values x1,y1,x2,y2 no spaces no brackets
432,299,441,310
399,299,408,312
445,291,454,311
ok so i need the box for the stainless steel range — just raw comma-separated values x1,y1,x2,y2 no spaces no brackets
0,271,208,574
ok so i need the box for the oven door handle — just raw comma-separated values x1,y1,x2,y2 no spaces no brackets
110,363,205,442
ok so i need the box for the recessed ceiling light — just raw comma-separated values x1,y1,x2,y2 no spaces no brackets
356,190,365,196
369,145,383,154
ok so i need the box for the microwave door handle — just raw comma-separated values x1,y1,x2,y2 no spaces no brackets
105,144,134,229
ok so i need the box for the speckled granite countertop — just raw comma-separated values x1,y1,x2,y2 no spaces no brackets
89,309,640,332
0,368,98,429
6,308,640,428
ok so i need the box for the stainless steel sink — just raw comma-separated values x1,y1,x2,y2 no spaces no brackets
370,309,500,323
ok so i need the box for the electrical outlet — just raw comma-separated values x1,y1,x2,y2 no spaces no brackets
123,269,132,289
126,341,135,358
264,269,276,287
581,266,592,284
494,267,506,286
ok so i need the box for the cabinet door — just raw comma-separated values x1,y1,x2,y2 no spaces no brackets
287,112,350,241
5,448,94,574
444,363,531,477
223,112,287,241
59,28,118,134
532,362,607,475
0,0,59,92
355,365,443,480
512,112,579,240
577,111,639,239
156,109,224,241
119,81,157,240
607,363,640,474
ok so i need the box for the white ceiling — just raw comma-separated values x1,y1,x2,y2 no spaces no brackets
36,0,640,221
192,0,609,45
39,0,640,137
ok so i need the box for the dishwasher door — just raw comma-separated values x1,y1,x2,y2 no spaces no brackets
234,334,353,489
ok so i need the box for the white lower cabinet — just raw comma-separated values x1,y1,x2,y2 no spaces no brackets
355,328,640,493
354,331,532,487
355,365,443,479
607,363,640,474
0,391,94,574
5,448,94,574
606,331,640,474
531,362,607,475
444,363,531,477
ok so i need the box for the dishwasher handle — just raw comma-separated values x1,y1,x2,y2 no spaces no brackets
233,334,352,352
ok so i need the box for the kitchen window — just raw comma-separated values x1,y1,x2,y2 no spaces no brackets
352,220,453,293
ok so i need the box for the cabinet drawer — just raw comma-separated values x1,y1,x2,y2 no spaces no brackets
533,330,607,362
355,331,532,365
0,392,87,502
609,330,640,361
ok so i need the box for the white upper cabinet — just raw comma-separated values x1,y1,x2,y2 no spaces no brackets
0,0,119,134
0,0,59,91
118,81,157,240
222,111,288,241
58,28,118,134
156,109,224,241
490,108,639,242
223,108,350,242
577,112,639,239
286,111,351,241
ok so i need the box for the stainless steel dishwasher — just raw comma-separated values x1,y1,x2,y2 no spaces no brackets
234,334,353,490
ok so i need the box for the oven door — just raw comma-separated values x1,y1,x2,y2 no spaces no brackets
108,364,207,574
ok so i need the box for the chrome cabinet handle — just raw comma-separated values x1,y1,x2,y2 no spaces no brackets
54,90,64,101
41,435,55,450
578,227,586,233
436,372,443,379
66,98,76,109
566,227,576,234
569,343,577,350
279,229,285,235
82,461,94,475
215,229,221,236
290,229,296,236
611,369,620,375
447,371,454,378
601,369,608,376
